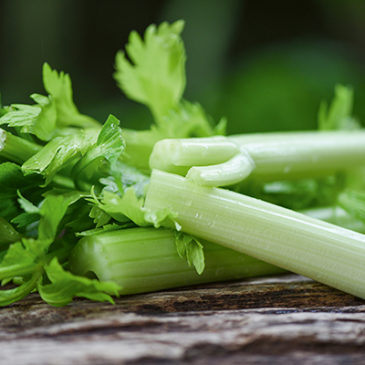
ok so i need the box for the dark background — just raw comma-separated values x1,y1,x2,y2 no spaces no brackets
1,0,365,133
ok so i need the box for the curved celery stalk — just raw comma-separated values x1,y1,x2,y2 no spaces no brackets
229,131,365,181
144,170,365,299
149,131,365,184
149,137,239,174
70,227,284,295
186,149,255,187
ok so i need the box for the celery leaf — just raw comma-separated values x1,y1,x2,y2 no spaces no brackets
95,189,146,226
0,238,49,305
0,272,41,306
38,258,120,306
89,206,111,228
22,129,98,185
42,63,99,128
38,191,83,240
318,85,360,130
0,218,21,247
114,20,186,122
175,232,205,274
71,115,125,187
338,190,365,223
159,100,225,138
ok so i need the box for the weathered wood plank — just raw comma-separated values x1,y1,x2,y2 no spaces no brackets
1,275,364,364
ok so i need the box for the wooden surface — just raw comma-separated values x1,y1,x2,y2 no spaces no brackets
1,274,365,364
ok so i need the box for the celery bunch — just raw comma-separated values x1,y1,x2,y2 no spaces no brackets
0,21,364,306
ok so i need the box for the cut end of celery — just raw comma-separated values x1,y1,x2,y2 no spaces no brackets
69,235,111,282
70,227,285,296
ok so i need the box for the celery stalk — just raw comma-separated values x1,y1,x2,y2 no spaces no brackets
70,227,284,295
122,129,160,172
229,131,365,180
186,150,254,187
144,170,365,299
149,131,365,184
0,129,41,164
149,137,238,174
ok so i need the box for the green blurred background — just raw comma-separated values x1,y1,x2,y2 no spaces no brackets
1,0,365,134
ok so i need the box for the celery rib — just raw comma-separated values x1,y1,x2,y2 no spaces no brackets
0,129,41,164
70,227,284,295
229,131,365,180
144,170,365,299
149,137,239,174
186,149,255,186
149,131,365,184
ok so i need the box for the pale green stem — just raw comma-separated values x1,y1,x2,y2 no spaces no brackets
186,149,255,186
149,131,365,184
122,129,161,173
144,170,365,299
149,137,239,174
229,131,365,181
0,129,41,164
70,227,284,295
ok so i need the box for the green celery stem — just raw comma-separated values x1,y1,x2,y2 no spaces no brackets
122,129,161,172
70,227,284,295
0,129,41,164
144,170,365,299
186,150,254,187
229,131,365,180
150,137,239,174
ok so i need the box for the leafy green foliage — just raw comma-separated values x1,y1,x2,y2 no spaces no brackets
108,161,150,196
0,238,50,280
11,191,40,230
0,94,58,141
115,20,224,173
0,20,364,306
244,175,346,211
0,188,99,306
38,258,121,306
114,21,186,122
0,103,42,133
0,64,99,142
175,232,205,274
0,272,41,306
338,190,365,223
318,85,360,130
0,238,50,305
42,63,99,129
89,206,111,228
0,163,42,221
71,115,125,188
91,189,146,226
76,223,125,237
38,191,83,240
0,218,21,247
159,101,226,138
22,129,98,184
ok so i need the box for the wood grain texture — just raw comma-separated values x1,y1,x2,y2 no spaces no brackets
1,274,365,364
